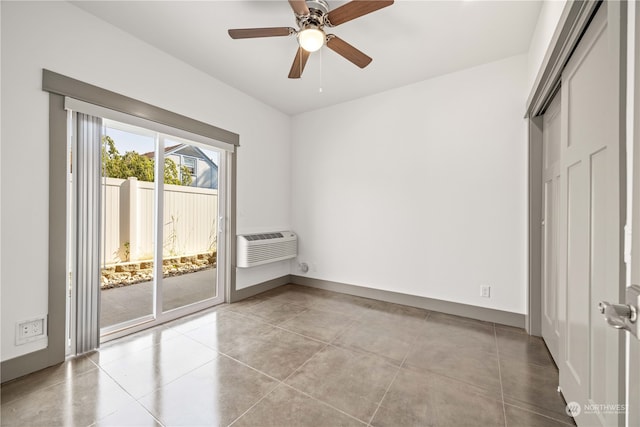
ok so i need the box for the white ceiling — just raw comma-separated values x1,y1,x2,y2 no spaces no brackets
71,1,542,115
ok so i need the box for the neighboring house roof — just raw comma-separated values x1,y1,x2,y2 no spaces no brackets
142,144,175,159
143,144,217,168
143,144,218,189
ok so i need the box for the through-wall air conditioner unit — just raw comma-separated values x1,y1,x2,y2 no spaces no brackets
237,231,297,268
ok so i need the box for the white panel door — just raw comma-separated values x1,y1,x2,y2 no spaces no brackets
558,4,623,427
542,91,562,366
627,3,640,426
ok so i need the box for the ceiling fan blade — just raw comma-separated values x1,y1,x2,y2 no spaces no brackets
288,0,310,16
326,36,372,68
326,0,394,26
288,47,311,79
228,27,293,39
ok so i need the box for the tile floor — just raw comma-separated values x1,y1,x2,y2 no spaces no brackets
1,284,575,427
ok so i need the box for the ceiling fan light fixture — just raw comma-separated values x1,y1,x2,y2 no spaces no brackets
298,28,325,52
228,0,395,78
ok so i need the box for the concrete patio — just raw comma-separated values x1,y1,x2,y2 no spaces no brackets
100,268,217,328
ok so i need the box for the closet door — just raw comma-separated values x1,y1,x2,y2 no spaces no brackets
541,92,561,366
557,4,624,426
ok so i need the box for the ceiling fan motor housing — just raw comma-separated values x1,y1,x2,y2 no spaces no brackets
305,0,329,15
297,0,330,30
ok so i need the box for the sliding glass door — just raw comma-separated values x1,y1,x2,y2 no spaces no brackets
161,139,220,313
97,120,225,340
100,125,156,329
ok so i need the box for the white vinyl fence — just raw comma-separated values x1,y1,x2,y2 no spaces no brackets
101,177,218,263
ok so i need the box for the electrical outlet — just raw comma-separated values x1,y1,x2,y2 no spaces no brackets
480,285,491,298
16,317,47,345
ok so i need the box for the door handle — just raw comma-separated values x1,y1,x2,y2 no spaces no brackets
598,285,640,338
598,302,636,328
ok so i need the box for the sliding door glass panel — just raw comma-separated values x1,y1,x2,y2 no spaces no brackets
161,139,219,312
100,125,156,329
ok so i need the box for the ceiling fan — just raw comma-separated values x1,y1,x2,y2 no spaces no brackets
228,0,394,79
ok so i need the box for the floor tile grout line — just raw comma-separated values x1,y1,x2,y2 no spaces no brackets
406,315,506,389
0,357,101,407
494,325,508,427
221,307,338,346
1,354,165,426
224,342,336,427
222,337,371,426
320,341,410,372
95,333,219,378
225,381,282,427
272,322,334,345
91,356,169,427
365,357,402,427
327,317,360,345
367,371,396,427
132,349,282,426
197,317,331,351
281,382,369,426
213,338,330,392
99,325,203,365
179,307,365,388
279,311,361,345
280,342,330,385
236,308,312,329
231,292,372,322
275,304,313,325
227,301,362,346
215,352,286,384
106,348,219,398
503,401,576,426
273,341,381,425
327,326,427,367
365,312,431,426
230,297,317,320
225,305,316,333
498,353,561,370
261,295,315,311
398,362,504,404
86,353,103,370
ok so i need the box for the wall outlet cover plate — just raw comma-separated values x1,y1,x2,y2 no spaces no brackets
15,317,47,345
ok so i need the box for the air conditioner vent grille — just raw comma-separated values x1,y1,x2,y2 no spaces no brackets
237,231,297,268
244,232,284,241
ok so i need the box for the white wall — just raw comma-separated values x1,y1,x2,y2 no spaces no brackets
526,0,567,96
291,54,528,314
0,1,291,361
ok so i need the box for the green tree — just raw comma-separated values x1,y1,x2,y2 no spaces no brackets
102,135,192,186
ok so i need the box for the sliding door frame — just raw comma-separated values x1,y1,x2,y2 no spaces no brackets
0,70,239,382
98,128,228,342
